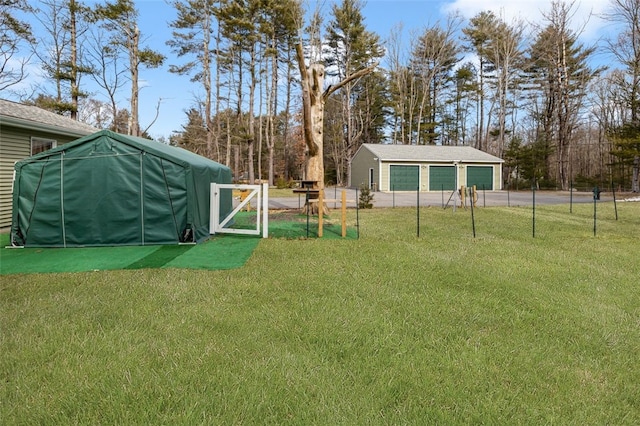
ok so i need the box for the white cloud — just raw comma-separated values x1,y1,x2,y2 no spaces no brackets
442,0,608,40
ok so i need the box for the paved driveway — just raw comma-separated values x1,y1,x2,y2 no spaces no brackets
268,187,611,209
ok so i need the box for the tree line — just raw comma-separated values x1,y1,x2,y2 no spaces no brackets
2,0,639,192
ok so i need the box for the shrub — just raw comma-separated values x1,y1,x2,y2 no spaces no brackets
276,176,296,189
358,185,374,209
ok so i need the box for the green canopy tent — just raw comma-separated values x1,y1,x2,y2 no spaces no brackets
11,130,232,247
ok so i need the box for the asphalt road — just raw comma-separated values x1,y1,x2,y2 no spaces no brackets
268,187,615,209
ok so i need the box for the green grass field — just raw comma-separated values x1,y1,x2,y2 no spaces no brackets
2,202,639,424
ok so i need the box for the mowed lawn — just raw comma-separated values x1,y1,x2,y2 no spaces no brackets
2,202,639,424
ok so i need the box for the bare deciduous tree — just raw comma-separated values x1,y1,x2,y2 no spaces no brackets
0,0,34,92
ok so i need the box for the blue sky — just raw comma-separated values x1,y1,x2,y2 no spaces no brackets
13,0,612,139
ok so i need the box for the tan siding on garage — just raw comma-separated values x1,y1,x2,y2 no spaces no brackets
494,165,501,189
380,163,389,191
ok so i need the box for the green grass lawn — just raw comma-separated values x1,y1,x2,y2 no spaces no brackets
2,202,639,424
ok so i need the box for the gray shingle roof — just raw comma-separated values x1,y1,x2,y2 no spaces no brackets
361,143,503,163
0,98,97,136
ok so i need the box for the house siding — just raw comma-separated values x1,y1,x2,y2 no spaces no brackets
350,146,378,190
381,163,389,191
0,125,80,228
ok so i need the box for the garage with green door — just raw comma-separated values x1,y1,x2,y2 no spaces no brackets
467,166,493,190
390,165,419,191
429,165,456,191
350,144,503,192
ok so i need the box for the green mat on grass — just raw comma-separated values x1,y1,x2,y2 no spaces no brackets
0,234,259,275
0,213,355,275
0,244,158,274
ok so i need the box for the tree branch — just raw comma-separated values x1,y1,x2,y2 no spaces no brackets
322,62,378,101
142,97,163,136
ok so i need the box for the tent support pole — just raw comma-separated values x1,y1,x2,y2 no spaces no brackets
140,152,145,245
61,152,66,248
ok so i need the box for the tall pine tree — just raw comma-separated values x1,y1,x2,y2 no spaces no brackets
325,0,384,185
92,0,165,136
168,0,219,159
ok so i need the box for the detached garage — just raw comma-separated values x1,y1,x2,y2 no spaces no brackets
11,130,232,247
350,144,503,192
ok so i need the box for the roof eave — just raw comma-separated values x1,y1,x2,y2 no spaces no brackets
379,158,505,163
1,115,95,138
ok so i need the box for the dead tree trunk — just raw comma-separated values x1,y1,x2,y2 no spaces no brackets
295,41,377,209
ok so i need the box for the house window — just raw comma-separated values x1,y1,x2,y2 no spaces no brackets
31,137,57,155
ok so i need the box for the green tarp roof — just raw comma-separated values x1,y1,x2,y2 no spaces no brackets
11,130,232,247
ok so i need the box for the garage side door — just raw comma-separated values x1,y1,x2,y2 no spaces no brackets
429,166,456,191
467,166,493,190
389,165,419,191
